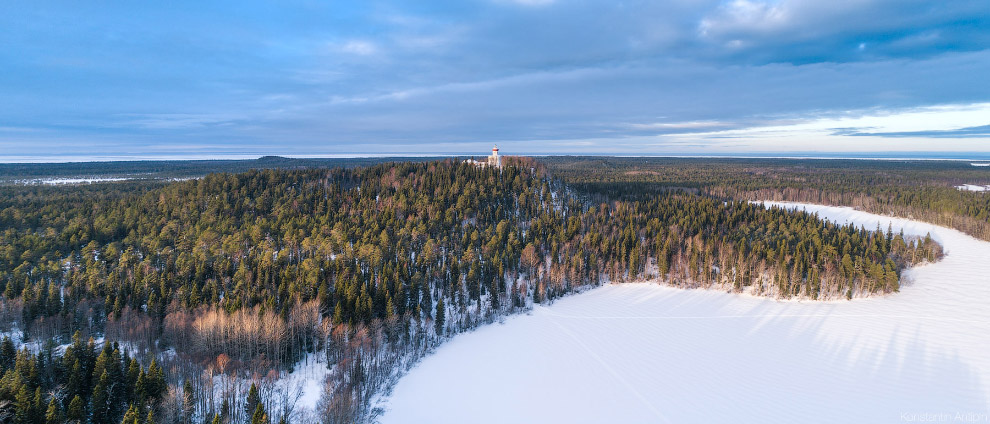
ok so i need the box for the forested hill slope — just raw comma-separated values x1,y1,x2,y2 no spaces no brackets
0,158,942,422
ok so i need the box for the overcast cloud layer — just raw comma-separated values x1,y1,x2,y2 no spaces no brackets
2,0,989,160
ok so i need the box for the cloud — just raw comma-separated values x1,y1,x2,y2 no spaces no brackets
695,0,990,63
0,1,989,160
841,125,990,138
337,40,380,56
625,121,732,132
649,102,990,154
495,0,556,6
699,0,791,37
114,113,243,130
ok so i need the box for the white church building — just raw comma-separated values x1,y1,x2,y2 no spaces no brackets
466,145,502,169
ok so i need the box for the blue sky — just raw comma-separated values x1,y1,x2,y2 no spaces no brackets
2,0,990,161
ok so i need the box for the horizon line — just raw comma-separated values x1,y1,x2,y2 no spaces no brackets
2,152,990,165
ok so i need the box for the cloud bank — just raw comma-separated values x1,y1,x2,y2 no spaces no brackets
0,0,988,160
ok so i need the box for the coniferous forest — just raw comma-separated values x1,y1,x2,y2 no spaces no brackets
541,157,990,240
0,158,945,423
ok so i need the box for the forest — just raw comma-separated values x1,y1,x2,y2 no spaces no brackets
0,157,436,184
0,158,944,423
541,156,990,240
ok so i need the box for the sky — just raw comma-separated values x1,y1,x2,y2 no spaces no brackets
2,0,990,161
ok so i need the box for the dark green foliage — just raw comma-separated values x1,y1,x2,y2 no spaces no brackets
0,336,164,424
66,396,84,422
0,337,15,372
251,403,268,424
245,383,260,420
435,298,445,336
45,398,61,424
120,404,141,424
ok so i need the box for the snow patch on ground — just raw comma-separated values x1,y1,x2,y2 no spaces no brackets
39,177,134,185
288,353,332,412
9,176,199,185
380,203,990,424
956,184,990,192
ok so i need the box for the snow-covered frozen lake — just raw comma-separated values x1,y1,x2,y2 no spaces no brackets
381,203,990,423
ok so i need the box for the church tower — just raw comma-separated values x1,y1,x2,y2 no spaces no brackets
488,145,501,168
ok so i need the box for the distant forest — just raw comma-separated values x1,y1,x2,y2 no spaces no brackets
541,157,990,240
0,156,440,183
0,157,947,423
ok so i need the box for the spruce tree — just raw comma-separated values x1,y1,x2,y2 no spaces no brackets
250,403,268,424
125,358,141,405
14,384,31,424
145,360,166,402
120,404,141,424
66,395,85,422
135,370,147,402
31,387,43,424
45,398,61,424
245,383,260,420
91,371,112,424
0,336,15,372
434,298,445,336
219,398,231,421
183,380,195,420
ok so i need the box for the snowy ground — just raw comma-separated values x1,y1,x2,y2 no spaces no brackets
957,184,990,192
286,353,332,413
6,176,199,185
380,203,990,424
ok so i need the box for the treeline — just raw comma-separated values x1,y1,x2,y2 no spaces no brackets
542,156,990,240
0,158,944,422
0,156,438,183
587,198,941,299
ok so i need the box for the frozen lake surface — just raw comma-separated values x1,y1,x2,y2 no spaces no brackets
380,203,990,424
